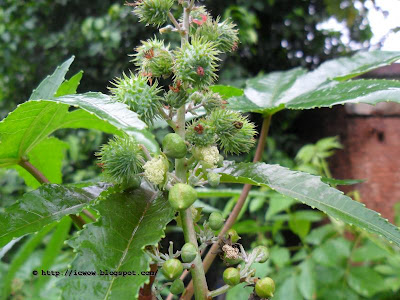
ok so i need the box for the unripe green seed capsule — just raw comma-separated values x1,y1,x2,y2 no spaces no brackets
223,267,240,286
225,228,240,243
162,133,187,159
170,279,185,295
223,253,242,266
253,245,270,263
208,212,224,231
181,242,197,263
207,172,221,188
168,183,198,210
162,259,183,280
255,277,275,298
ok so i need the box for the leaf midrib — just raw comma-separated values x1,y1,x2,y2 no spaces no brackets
103,199,152,299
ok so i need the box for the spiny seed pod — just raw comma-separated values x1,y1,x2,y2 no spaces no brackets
202,91,224,113
255,277,275,298
188,91,204,105
253,246,269,263
131,37,173,77
174,37,220,89
225,228,240,243
181,242,197,263
179,5,210,34
192,146,220,167
208,211,224,230
96,135,143,186
143,155,169,185
209,109,257,155
194,17,239,53
162,259,183,280
168,183,197,210
133,0,174,27
170,279,185,295
162,133,187,159
223,267,240,286
207,172,221,188
164,88,188,109
186,119,216,147
109,72,162,125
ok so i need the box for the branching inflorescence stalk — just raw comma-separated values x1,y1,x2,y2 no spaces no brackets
182,114,272,299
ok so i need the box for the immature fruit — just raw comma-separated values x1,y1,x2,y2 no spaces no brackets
222,253,242,266
168,183,198,210
109,72,163,125
133,0,174,27
225,228,240,243
181,243,197,263
162,133,187,159
170,279,185,295
162,259,183,280
186,119,216,147
253,246,270,263
174,37,220,89
255,277,275,298
208,212,224,230
96,136,143,186
223,267,240,286
207,172,221,188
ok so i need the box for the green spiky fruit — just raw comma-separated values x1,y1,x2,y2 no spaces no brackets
186,119,216,147
168,183,198,210
253,246,270,263
208,211,224,230
96,135,143,186
170,279,185,295
164,89,188,109
162,133,187,159
223,267,240,286
174,38,220,89
202,91,224,113
225,228,240,243
194,18,239,53
131,38,173,77
209,109,256,155
133,0,174,27
180,5,210,34
162,259,183,280
109,72,163,125
181,243,197,263
255,277,275,298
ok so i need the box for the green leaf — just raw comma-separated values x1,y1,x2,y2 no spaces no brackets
347,266,385,297
229,51,400,114
226,283,253,300
55,71,83,97
34,217,72,295
59,186,175,300
232,220,271,234
352,240,388,262
216,162,400,247
321,177,364,186
0,93,155,168
13,137,68,188
0,223,57,300
296,260,316,300
305,224,336,245
0,184,106,248
288,216,310,239
275,276,302,300
270,246,290,269
209,85,244,99
265,194,295,220
312,237,351,267
286,79,400,110
228,67,306,114
196,188,266,198
29,56,75,100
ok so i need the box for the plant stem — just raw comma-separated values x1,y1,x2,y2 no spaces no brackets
139,263,158,300
208,285,231,298
182,114,272,299
18,159,86,230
